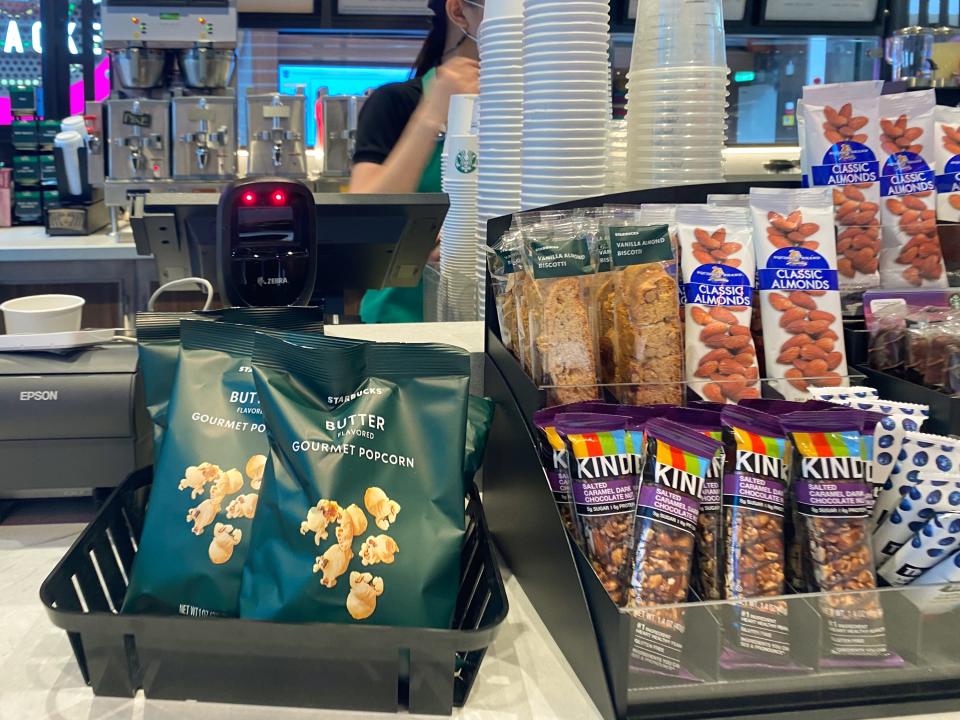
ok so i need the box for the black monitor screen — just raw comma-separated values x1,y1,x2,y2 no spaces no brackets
237,206,296,245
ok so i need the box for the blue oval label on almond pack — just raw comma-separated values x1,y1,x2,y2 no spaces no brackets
936,155,960,194
758,246,839,292
683,264,753,307
810,142,880,187
880,152,935,198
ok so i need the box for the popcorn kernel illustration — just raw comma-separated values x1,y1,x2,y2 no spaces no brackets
226,493,259,520
359,534,399,566
209,523,242,564
301,500,343,545
178,463,221,500
335,504,368,547
246,454,267,491
364,487,401,531
347,571,383,620
186,497,221,535
314,542,353,588
210,468,244,504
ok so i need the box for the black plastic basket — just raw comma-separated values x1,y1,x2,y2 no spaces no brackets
39,468,508,716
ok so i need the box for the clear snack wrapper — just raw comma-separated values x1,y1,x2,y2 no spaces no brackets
901,549,960,615
873,474,960,565
878,512,960,586
872,431,960,528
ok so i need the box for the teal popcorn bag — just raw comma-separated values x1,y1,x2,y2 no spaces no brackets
239,333,471,628
123,319,321,616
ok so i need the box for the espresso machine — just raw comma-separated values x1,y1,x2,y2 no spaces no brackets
172,96,237,179
107,98,171,180
247,91,308,178
95,0,239,217
321,95,366,178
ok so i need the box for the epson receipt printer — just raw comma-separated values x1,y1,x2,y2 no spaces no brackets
0,344,150,497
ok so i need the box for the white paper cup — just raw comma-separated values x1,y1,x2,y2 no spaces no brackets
1,294,84,334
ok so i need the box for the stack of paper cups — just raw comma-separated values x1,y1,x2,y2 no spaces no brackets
440,94,481,322
626,0,728,189
520,0,611,210
476,0,523,318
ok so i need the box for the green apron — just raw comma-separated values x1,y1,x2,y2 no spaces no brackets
359,68,443,324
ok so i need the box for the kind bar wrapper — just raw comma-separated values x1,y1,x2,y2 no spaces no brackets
802,80,883,289
605,222,682,406
719,405,794,666
872,431,960,527
558,413,639,606
124,320,318,617
879,512,960,586
665,407,724,602
935,104,960,222
782,410,897,667
878,91,947,289
523,213,599,405
873,475,960,565
533,402,612,539
627,418,721,677
751,187,849,400
677,205,760,404
239,334,469,627
900,550,960,614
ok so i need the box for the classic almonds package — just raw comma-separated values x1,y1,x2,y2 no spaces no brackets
239,333,470,627
877,90,947,289
750,187,849,400
677,205,760,404
521,212,600,406
781,410,898,667
124,319,321,617
801,80,883,289
627,418,722,677
935,104,960,222
719,405,793,667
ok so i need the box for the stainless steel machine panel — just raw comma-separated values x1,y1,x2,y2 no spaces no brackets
246,92,307,178
107,98,171,180
172,96,237,179
102,0,237,49
322,95,365,178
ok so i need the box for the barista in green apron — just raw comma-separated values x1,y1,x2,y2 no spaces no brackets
350,0,484,323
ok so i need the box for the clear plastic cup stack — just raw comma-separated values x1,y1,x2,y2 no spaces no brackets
626,0,729,188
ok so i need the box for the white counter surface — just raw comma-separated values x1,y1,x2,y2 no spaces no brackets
0,226,146,262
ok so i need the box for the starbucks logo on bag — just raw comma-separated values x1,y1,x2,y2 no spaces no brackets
455,150,477,174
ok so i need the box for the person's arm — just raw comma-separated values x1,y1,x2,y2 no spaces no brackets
350,107,444,193
350,57,479,194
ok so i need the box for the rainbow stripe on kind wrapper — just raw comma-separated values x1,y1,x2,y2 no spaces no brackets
734,427,787,459
567,429,631,459
655,439,710,478
791,430,863,458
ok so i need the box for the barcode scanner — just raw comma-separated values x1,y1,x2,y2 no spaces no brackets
217,178,317,307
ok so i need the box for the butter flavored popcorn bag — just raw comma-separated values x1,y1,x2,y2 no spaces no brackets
240,333,470,627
